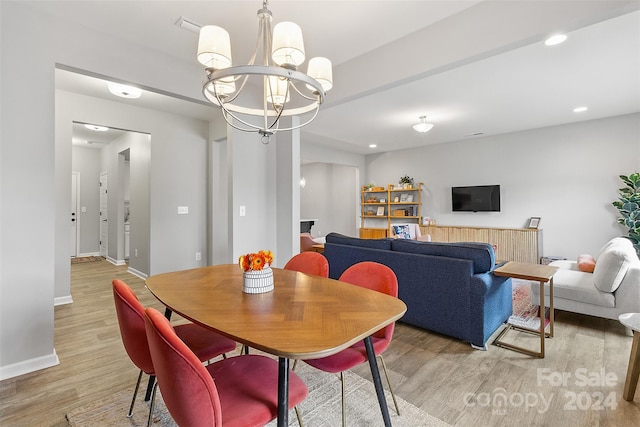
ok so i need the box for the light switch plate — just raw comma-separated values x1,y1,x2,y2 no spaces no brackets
177,206,189,215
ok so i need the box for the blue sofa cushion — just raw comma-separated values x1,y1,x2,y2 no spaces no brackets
391,239,495,273
325,232,393,250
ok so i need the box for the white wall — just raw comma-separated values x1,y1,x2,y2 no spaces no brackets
366,114,640,259
0,1,216,378
301,163,359,237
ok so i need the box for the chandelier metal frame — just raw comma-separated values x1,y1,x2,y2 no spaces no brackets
200,1,328,142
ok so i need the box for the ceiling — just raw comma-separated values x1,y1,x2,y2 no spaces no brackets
46,1,639,154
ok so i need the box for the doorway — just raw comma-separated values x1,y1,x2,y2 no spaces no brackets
71,172,79,257
100,172,108,257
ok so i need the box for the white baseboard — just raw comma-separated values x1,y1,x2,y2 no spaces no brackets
77,251,100,257
0,349,59,381
128,266,148,279
107,256,126,266
54,295,73,306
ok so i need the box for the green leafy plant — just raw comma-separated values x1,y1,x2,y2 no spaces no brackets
612,173,640,255
399,175,413,185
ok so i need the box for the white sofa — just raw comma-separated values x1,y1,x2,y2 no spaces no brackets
532,237,640,320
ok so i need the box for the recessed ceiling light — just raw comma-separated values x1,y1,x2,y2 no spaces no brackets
369,144,377,148
84,124,109,132
108,82,142,99
544,34,567,46
573,106,588,113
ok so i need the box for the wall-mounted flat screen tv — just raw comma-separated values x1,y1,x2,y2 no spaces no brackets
451,185,501,212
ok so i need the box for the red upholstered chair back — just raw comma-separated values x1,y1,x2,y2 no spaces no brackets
338,262,398,341
112,279,154,374
300,233,316,252
144,307,222,427
284,251,329,277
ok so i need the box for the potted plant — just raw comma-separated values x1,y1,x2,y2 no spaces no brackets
399,175,414,189
612,173,640,255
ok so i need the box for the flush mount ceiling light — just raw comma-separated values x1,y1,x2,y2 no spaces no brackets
413,116,434,133
84,124,109,132
196,0,333,143
544,34,567,46
108,82,142,99
573,106,588,113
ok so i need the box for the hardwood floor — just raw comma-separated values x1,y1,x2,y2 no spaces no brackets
1,259,639,426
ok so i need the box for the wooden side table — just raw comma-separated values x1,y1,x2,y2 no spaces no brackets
310,244,324,253
493,261,558,358
619,313,640,401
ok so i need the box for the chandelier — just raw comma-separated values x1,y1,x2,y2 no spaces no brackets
197,0,333,143
413,116,434,133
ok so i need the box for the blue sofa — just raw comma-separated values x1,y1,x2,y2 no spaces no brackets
323,233,513,349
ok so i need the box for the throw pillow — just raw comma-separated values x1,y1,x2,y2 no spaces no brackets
577,254,596,273
592,246,633,293
393,225,412,239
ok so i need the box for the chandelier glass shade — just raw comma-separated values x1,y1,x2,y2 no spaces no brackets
413,116,434,133
197,0,332,142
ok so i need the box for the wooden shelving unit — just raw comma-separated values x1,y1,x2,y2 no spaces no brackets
360,183,422,238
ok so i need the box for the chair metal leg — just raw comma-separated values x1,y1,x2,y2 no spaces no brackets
378,355,400,415
340,371,346,427
144,375,155,401
147,381,158,427
294,406,304,427
292,359,298,371
127,370,143,417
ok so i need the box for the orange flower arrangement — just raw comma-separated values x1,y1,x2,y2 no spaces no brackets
238,249,274,272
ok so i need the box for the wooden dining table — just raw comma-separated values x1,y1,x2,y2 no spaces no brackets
145,264,407,427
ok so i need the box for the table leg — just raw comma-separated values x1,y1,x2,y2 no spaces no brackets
623,331,640,401
277,357,289,427
549,277,554,337
364,336,392,427
539,280,545,358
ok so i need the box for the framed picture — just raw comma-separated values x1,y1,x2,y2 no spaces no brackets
407,195,414,202
528,217,541,229
376,206,385,216
400,194,408,202
393,196,400,203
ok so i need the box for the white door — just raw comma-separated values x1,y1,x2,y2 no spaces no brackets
71,172,79,257
99,172,108,257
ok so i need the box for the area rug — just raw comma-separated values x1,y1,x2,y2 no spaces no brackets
509,279,550,330
70,256,104,264
66,363,450,427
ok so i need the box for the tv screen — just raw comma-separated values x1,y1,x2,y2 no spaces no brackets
452,185,501,212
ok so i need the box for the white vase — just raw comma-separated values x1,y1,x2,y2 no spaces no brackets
242,266,274,294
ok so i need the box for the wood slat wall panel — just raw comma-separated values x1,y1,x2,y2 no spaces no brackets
420,225,541,263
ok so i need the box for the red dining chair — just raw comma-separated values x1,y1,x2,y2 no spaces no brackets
283,251,329,277
300,261,400,426
112,279,237,426
144,307,308,427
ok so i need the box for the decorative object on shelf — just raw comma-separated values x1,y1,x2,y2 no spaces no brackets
527,217,541,229
399,175,414,189
412,116,434,133
612,172,640,255
239,249,274,293
196,0,333,143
